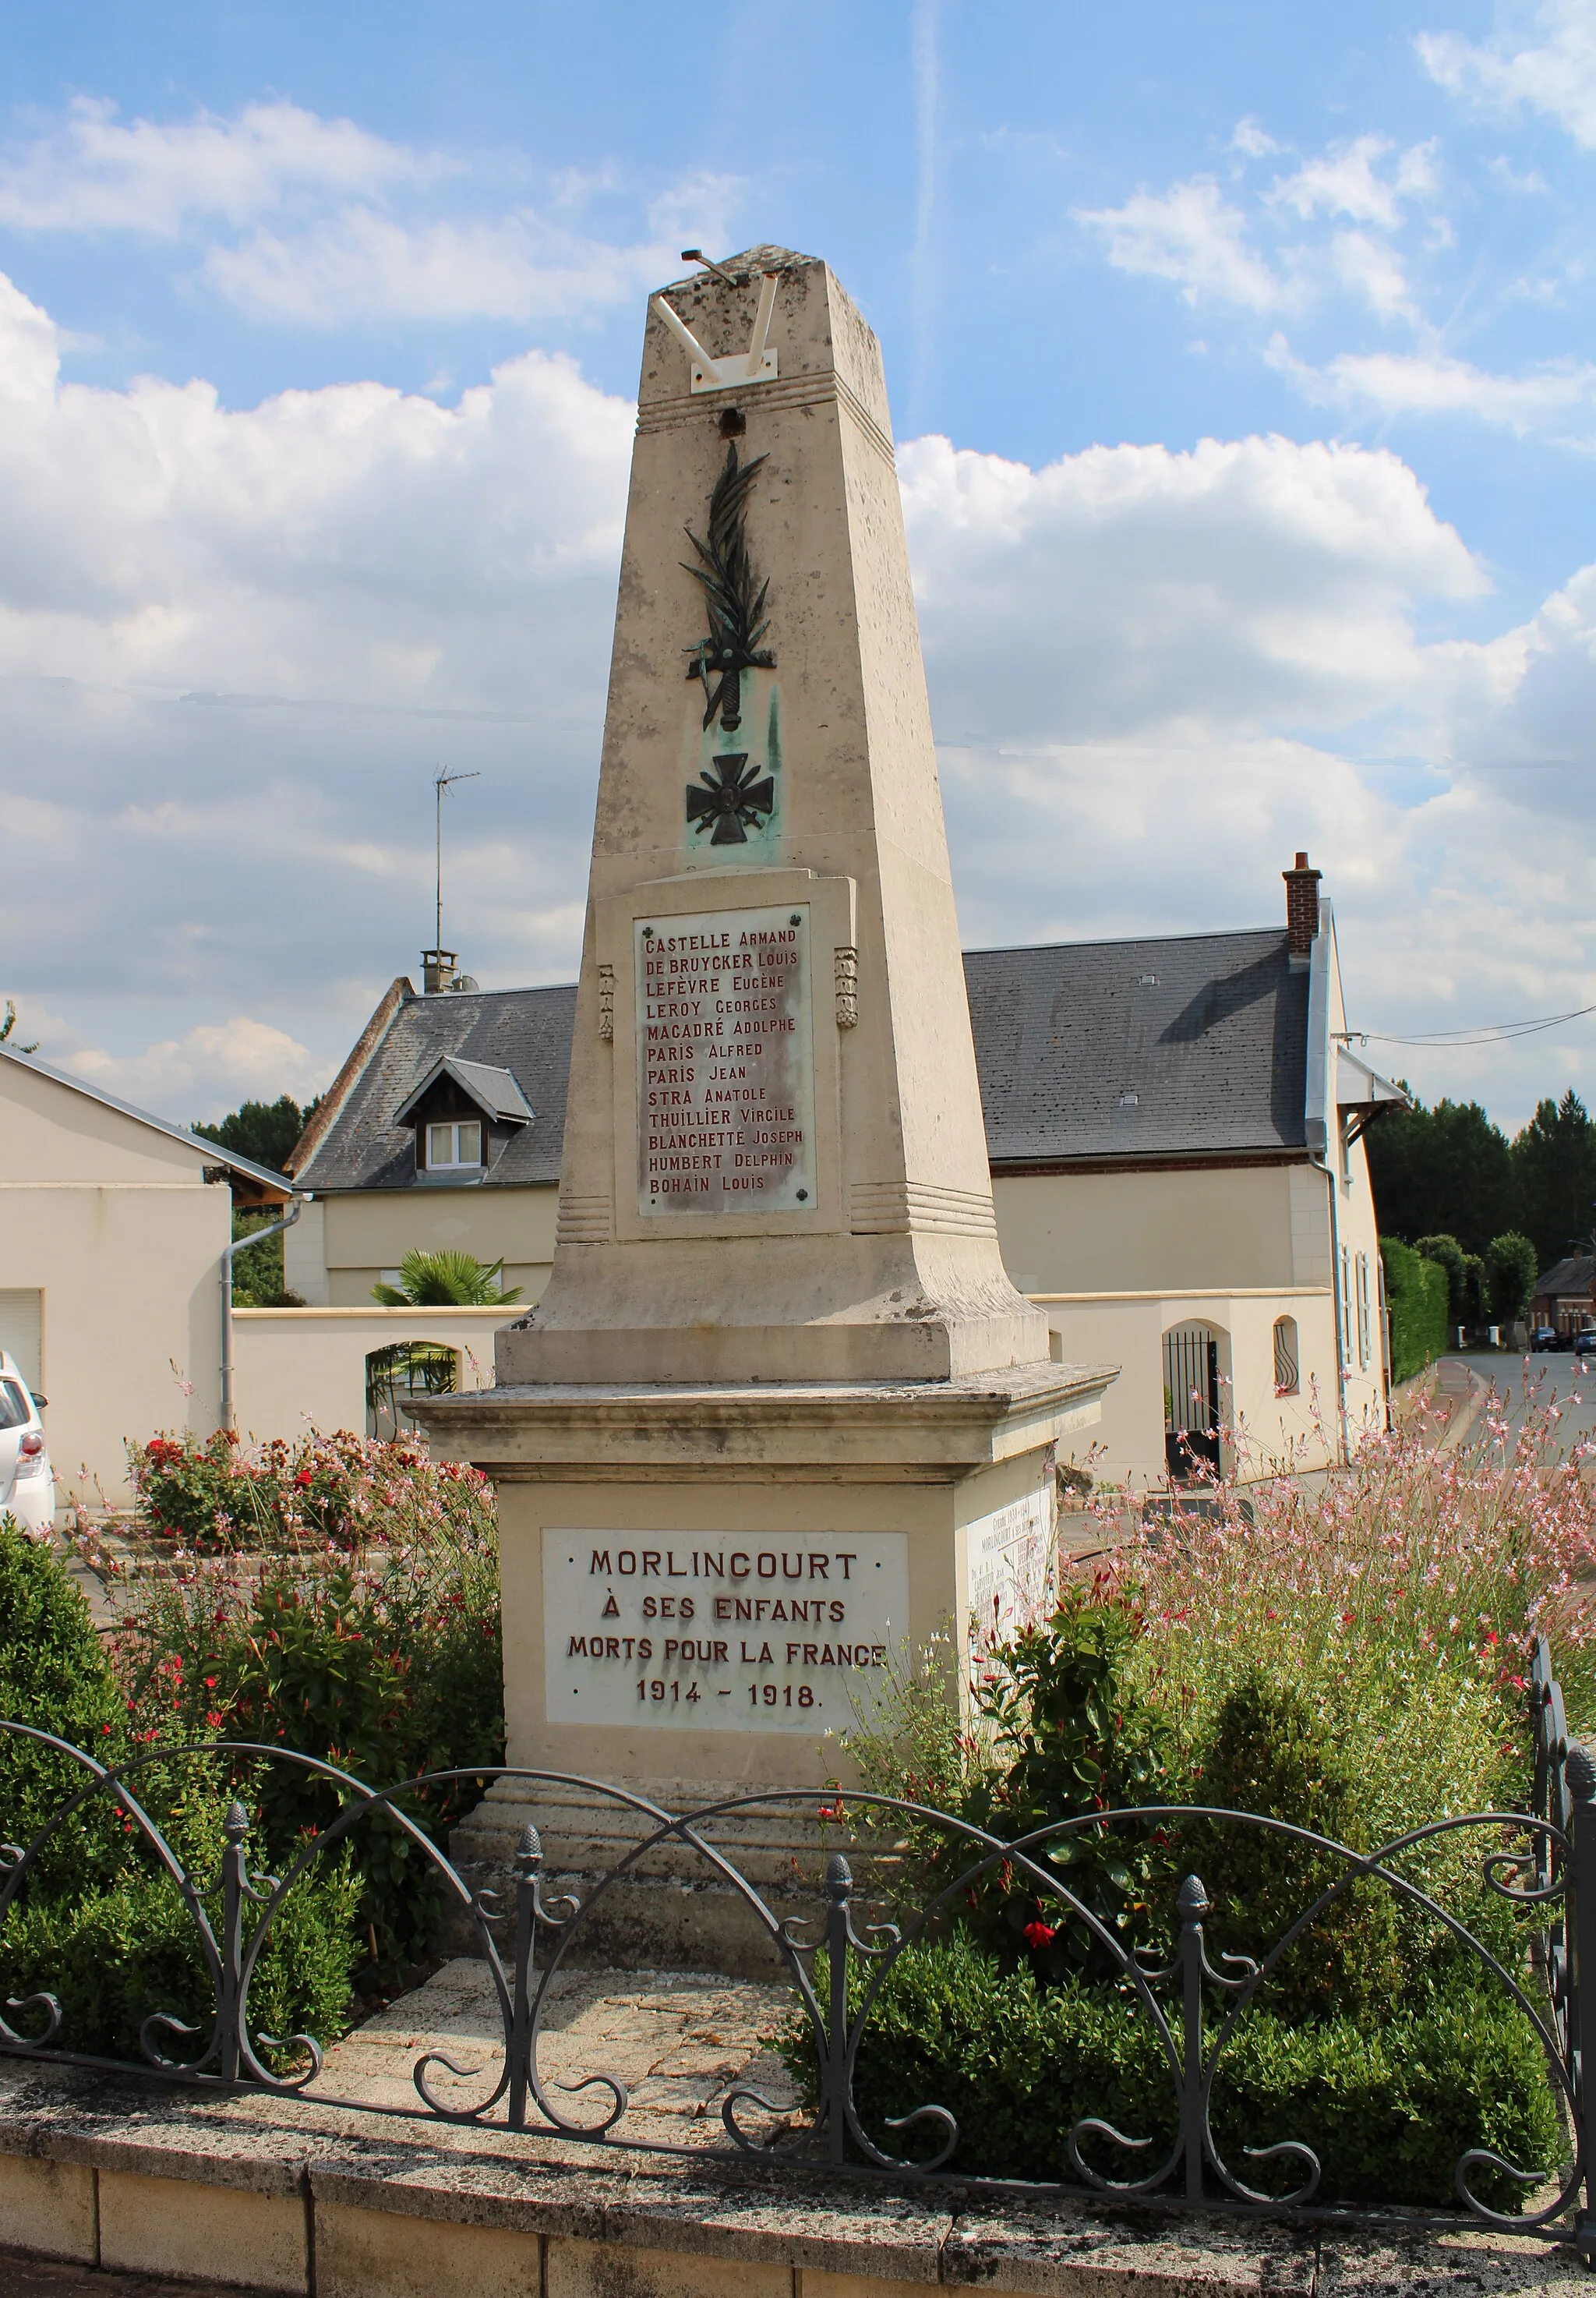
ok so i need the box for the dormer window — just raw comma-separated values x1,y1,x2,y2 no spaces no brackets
394,1055,534,1183
426,1120,482,1170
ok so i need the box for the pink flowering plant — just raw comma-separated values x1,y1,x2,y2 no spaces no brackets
814,1383,1588,2204
108,1427,503,1978
127,1427,495,1556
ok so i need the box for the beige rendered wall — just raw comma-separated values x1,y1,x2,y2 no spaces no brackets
0,1061,231,1508
1336,1127,1387,1444
1040,1288,1340,1489
1321,926,1390,1444
994,1164,1301,1294
232,1306,513,1441
317,1186,557,1308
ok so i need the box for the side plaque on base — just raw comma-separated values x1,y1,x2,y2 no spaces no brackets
637,903,815,1216
544,1532,909,1733
966,1487,1053,1649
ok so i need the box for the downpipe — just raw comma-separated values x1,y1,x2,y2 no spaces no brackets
219,1199,302,1432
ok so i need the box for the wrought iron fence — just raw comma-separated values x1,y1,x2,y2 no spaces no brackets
0,1633,1592,2244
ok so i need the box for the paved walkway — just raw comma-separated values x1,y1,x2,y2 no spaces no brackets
316,1954,802,2146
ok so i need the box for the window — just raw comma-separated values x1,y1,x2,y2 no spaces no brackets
0,1381,30,1432
1273,1317,1299,1396
1357,1252,1372,1370
1340,1247,1351,1366
425,1119,482,1169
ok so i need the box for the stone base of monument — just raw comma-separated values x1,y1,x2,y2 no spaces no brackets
421,1364,1111,1926
440,1776,903,1978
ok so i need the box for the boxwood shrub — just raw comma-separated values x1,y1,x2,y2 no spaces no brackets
779,1931,1559,2213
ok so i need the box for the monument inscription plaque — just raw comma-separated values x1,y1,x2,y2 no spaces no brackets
637,901,815,1216
542,1530,909,1734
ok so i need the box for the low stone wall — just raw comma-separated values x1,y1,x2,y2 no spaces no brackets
231,1305,510,1443
0,2056,1587,2298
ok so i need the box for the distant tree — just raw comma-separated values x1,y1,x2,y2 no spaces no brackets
372,1249,522,1307
192,1093,320,1174
1509,1091,1596,1273
1365,1094,1515,1256
0,999,37,1052
1485,1232,1539,1326
1415,1234,1471,1325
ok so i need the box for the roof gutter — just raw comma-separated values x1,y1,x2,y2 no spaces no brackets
220,1198,304,1432
1303,906,1350,1465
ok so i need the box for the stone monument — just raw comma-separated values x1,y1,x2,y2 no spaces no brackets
422,248,1114,1960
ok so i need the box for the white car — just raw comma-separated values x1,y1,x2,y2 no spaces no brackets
0,1348,55,1534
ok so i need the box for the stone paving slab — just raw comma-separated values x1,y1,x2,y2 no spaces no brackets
316,1954,802,2146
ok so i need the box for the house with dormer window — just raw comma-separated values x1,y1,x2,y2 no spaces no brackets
286,855,1403,1485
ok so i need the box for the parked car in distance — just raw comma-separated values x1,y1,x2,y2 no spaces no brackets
0,1348,54,1535
1573,1331,1596,1360
1531,1328,1562,1352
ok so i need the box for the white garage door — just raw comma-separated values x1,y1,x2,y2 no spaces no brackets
0,1289,43,1388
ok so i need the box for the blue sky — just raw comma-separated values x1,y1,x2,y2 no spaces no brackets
1,0,1594,1128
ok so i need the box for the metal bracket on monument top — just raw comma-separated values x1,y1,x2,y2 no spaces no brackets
651,272,780,394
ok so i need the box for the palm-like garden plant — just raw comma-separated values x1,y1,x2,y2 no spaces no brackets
371,1249,523,1307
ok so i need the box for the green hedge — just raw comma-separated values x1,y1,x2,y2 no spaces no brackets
782,1932,1559,2211
1382,1238,1450,1381
0,1519,359,2062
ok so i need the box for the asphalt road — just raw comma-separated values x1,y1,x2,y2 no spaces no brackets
1446,1349,1596,1454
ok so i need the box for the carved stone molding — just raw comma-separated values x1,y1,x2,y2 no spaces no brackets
834,945,859,1028
848,1180,998,1239
556,1192,614,1245
597,964,615,1041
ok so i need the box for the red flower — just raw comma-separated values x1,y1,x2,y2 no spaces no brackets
294,1469,313,1489
1022,1919,1057,1951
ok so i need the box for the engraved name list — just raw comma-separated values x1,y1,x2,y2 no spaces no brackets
637,902,815,1216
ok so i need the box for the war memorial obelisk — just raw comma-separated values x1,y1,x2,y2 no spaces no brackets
423,248,1113,1940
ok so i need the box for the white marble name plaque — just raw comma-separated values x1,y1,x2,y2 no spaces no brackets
543,1532,909,1734
636,903,815,1217
966,1487,1054,1652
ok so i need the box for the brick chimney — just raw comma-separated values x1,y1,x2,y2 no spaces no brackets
1284,852,1321,970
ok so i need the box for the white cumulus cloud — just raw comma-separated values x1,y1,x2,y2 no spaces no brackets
203,175,740,326
0,267,1590,1124
1072,179,1287,310
1420,2,1596,147
0,97,427,235
1269,133,1439,228
1272,336,1596,433
64,1017,325,1120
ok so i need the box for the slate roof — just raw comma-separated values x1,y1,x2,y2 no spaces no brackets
296,986,574,1192
394,1055,533,1128
1535,1254,1596,1299
964,928,1309,1167
300,928,1313,1192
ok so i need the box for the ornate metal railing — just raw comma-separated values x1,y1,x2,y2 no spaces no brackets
0,1632,1591,2243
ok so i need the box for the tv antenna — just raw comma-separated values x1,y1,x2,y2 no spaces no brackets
652,254,782,394
433,765,480,951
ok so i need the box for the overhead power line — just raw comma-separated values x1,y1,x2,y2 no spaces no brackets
1347,1000,1596,1050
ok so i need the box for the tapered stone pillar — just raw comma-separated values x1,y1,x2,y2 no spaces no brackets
507,246,1047,1383
421,249,1113,1958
